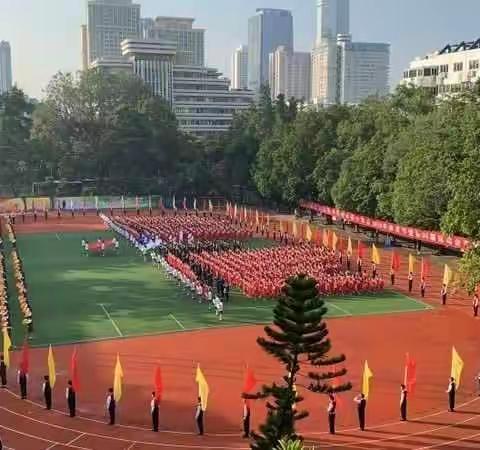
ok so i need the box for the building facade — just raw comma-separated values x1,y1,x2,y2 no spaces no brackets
0,41,12,94
173,66,254,137
311,39,338,105
86,0,141,65
338,35,390,104
231,45,249,90
81,25,89,71
248,8,293,92
269,46,311,101
401,39,480,97
141,17,205,67
121,39,176,105
316,0,349,43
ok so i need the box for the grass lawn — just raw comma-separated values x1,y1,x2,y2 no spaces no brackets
6,232,432,347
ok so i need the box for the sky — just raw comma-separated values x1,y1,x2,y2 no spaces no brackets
2,0,480,98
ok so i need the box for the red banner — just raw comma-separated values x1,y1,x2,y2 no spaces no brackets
300,200,470,252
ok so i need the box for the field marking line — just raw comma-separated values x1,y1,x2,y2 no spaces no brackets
326,301,352,316
55,233,61,241
168,314,185,330
125,443,137,450
415,427,480,449
98,304,123,337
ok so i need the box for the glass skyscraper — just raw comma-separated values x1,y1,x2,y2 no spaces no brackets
247,8,293,92
0,41,12,94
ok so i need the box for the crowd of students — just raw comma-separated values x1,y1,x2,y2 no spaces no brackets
191,245,384,298
0,251,10,339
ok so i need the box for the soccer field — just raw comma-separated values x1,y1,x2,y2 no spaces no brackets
6,231,433,347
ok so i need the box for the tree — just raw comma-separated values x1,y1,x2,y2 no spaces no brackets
248,275,350,449
275,439,304,450
458,247,480,295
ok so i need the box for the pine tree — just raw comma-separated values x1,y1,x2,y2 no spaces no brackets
246,274,351,449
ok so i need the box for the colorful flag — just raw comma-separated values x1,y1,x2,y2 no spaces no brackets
233,204,238,219
172,195,177,210
357,241,364,259
306,225,313,242
371,244,381,265
154,365,163,401
362,361,373,399
70,347,80,391
322,229,329,247
255,210,260,226
292,221,298,238
196,364,209,411
451,347,464,388
193,198,197,211
420,258,430,279
47,345,56,388
209,200,214,212
443,265,453,287
243,366,257,393
404,353,416,394
391,252,401,271
113,354,124,402
347,237,353,256
332,232,339,251
408,254,415,273
183,197,187,210
2,329,11,368
20,339,29,374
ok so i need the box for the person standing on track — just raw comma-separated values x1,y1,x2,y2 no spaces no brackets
472,293,479,317
354,393,367,431
66,380,76,417
400,384,408,421
327,393,336,435
0,355,7,388
17,367,27,400
441,284,448,305
408,272,414,293
106,388,115,425
151,392,159,432
420,277,426,298
195,396,204,436
447,377,456,412
43,375,52,410
242,400,251,438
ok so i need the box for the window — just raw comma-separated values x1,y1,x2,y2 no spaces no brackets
453,62,463,72
440,64,449,73
408,69,417,78
469,60,479,70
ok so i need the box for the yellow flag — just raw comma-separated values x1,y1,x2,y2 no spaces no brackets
2,329,11,368
443,265,453,287
113,354,124,402
47,345,56,388
279,221,284,234
292,221,298,238
323,229,329,247
362,361,373,399
306,225,313,242
451,347,464,388
233,204,238,218
255,210,259,225
347,237,353,256
332,232,338,251
371,244,381,265
408,254,415,273
196,364,209,411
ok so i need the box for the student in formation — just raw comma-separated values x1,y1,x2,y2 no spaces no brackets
17,367,27,400
195,396,204,436
151,392,159,432
66,380,76,418
400,384,408,421
106,388,116,425
420,278,426,298
0,355,6,388
472,293,479,317
353,393,367,431
447,377,456,412
43,375,52,410
408,272,414,293
242,400,251,438
327,393,336,435
441,284,448,305
390,268,395,286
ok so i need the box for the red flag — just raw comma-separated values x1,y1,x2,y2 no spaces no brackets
20,339,29,374
357,241,364,259
154,366,163,401
391,252,401,271
404,353,417,394
420,258,430,279
243,366,257,393
70,347,80,391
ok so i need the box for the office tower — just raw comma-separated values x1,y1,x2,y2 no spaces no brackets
248,8,293,92
232,45,249,90
141,17,205,66
402,38,480,98
87,0,141,65
0,41,12,94
316,0,349,43
80,25,89,71
121,39,176,105
338,35,390,104
269,46,311,101
311,40,338,105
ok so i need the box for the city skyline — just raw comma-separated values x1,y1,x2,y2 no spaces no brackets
2,0,480,98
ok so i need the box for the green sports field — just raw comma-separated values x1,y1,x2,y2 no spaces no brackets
6,231,433,347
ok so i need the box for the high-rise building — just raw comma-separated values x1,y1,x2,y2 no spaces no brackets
232,45,249,90
269,46,311,101
338,36,390,104
121,39,176,105
0,41,12,94
248,8,293,92
316,0,349,43
86,0,141,65
80,25,89,71
401,39,480,98
173,66,254,137
141,17,205,67
311,40,338,105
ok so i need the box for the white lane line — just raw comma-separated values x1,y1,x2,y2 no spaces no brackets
168,314,185,330
55,233,61,241
416,428,480,449
98,304,123,337
326,302,352,316
125,443,137,450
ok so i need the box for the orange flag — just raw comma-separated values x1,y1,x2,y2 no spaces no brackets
332,232,338,251
421,258,430,279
